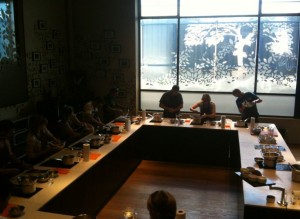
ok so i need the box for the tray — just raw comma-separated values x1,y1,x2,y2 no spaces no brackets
254,145,286,151
40,159,79,169
10,187,42,198
257,163,291,171
234,123,248,128
235,172,275,187
190,122,203,125
150,119,163,123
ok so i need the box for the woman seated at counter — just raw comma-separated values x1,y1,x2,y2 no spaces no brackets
81,100,104,129
58,105,94,145
190,93,216,122
25,115,64,164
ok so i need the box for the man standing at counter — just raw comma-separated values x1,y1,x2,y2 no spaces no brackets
232,88,262,122
159,85,183,118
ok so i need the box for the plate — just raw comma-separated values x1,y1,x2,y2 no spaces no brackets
235,172,275,187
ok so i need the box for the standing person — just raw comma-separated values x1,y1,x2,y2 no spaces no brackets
26,115,64,164
104,87,127,123
147,190,177,219
159,85,183,118
190,93,216,122
232,88,262,122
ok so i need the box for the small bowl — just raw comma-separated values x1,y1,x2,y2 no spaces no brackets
254,157,263,164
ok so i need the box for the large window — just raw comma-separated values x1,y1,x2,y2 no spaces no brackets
139,0,300,117
0,0,17,62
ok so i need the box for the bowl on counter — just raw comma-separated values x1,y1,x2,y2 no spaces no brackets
62,154,75,166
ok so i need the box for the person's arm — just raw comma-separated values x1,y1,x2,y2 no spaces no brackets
253,97,262,104
190,101,201,112
26,134,52,159
159,102,174,113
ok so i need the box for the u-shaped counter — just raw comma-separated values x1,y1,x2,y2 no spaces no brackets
5,118,300,218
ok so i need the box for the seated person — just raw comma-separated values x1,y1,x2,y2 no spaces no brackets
103,87,127,123
0,120,32,180
190,93,216,122
92,96,105,122
81,100,104,129
147,190,177,219
25,115,64,164
58,105,94,145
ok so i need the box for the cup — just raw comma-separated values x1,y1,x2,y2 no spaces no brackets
142,110,146,120
123,207,137,219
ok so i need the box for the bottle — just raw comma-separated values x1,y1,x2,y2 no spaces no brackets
125,118,131,131
221,115,226,128
249,117,255,134
142,110,146,120
82,143,90,162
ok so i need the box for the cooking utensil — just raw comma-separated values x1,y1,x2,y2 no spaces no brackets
17,175,38,194
62,154,75,166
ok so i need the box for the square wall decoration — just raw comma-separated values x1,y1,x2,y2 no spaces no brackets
119,59,130,68
32,79,41,88
32,52,41,61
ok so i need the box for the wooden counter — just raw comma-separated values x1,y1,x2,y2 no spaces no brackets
4,118,300,218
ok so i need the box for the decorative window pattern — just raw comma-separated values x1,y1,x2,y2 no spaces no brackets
139,0,300,116
0,0,17,63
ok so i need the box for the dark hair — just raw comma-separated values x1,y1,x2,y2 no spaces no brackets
28,115,48,133
232,89,241,95
202,93,211,102
171,85,179,91
60,105,74,120
147,190,177,219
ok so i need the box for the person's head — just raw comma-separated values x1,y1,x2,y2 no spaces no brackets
60,105,74,121
83,101,94,113
110,87,119,96
28,115,48,133
0,119,14,138
170,85,180,96
201,93,211,102
147,190,177,219
232,89,243,98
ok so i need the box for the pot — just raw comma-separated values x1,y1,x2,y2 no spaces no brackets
62,154,75,166
153,113,161,121
90,138,101,147
17,175,37,194
291,164,300,182
263,152,279,168
110,126,119,134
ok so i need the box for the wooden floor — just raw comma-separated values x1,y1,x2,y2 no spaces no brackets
97,160,244,219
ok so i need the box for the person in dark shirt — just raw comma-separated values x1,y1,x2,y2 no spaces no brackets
232,89,262,122
159,85,183,118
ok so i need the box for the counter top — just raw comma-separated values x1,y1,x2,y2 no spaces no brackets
3,117,300,218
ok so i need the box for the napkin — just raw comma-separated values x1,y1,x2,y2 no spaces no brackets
56,168,70,174
90,153,101,160
114,122,125,126
112,135,122,142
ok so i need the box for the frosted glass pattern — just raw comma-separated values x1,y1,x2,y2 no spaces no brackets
141,91,295,117
181,0,259,16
